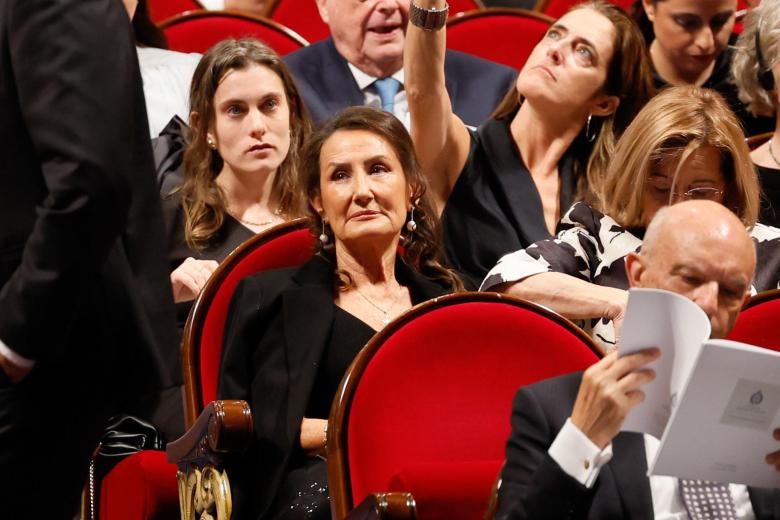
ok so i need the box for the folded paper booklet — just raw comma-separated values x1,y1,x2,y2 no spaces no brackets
619,288,780,488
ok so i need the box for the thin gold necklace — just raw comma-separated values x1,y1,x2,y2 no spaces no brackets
229,207,281,228
354,285,406,325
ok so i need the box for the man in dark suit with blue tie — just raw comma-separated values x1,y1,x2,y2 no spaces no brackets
497,201,780,519
0,0,179,516
284,0,516,126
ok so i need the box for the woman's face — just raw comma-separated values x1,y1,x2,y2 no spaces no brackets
642,144,727,223
312,129,411,247
643,0,736,81
516,7,617,117
209,64,291,178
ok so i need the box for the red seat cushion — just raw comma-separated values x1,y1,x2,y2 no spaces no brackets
726,296,780,352
163,14,308,55
199,229,315,407
99,451,179,520
388,461,503,520
344,298,600,517
447,10,551,70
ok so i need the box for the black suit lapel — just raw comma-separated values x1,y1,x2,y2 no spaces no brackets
476,119,551,246
320,38,365,113
749,486,780,519
282,256,336,431
609,433,655,519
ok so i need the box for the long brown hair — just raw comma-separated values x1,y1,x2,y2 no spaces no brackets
300,107,465,292
492,1,654,199
180,38,312,250
596,86,759,228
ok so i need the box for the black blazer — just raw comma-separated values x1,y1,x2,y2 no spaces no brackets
218,254,449,520
497,372,780,520
283,37,517,127
0,0,178,391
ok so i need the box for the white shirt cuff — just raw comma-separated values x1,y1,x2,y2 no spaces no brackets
548,418,613,488
0,338,35,369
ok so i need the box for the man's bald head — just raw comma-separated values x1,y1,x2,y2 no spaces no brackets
626,200,756,338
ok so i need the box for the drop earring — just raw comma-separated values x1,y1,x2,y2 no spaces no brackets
405,205,417,242
318,218,329,246
207,135,217,150
585,114,597,143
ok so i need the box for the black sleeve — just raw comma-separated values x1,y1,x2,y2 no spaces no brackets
0,0,143,360
496,385,597,520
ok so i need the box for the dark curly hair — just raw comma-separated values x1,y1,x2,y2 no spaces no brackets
300,107,465,292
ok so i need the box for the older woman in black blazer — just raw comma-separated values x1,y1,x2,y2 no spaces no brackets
218,107,464,520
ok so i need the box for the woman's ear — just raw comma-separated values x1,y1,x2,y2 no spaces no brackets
189,111,199,130
310,193,324,216
642,0,656,23
591,95,620,118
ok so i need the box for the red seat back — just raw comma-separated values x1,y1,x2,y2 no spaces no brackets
181,219,315,426
266,0,331,43
329,293,602,520
447,9,553,70
536,0,634,18
160,11,309,55
148,0,202,23
726,289,780,352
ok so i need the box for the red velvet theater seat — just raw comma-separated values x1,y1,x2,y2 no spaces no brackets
148,0,202,23
535,0,634,18
446,8,553,70
93,219,315,520
727,289,780,352
98,451,179,520
328,292,603,520
160,10,309,55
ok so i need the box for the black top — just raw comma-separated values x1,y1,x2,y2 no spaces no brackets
305,306,375,419
758,163,780,228
441,116,578,287
161,194,254,329
652,40,774,137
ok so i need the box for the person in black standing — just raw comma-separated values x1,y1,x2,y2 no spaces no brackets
0,0,179,516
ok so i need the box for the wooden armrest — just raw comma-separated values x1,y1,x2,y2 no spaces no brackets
343,492,417,520
166,400,252,467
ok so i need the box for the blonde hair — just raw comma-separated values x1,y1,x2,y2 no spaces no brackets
595,86,759,228
732,0,780,118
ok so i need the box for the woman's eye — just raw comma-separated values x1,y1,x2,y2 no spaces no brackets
331,170,348,181
227,105,244,116
710,14,732,29
673,15,701,30
263,98,279,111
370,164,389,174
682,275,702,287
575,45,593,62
546,28,561,40
652,185,671,196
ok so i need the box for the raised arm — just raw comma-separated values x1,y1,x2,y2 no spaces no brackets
404,0,471,215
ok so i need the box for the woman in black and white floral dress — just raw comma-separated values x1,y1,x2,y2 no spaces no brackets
481,86,780,350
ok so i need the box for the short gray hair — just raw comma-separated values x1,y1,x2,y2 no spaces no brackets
732,0,780,118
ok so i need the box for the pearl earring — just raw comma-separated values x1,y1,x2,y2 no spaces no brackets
318,218,329,246
406,205,417,235
207,136,217,150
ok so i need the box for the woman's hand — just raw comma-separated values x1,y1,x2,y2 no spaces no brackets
767,428,780,473
170,257,219,303
300,417,328,458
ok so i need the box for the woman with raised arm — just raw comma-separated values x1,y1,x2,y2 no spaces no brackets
482,86,780,350
163,38,311,329
405,0,654,286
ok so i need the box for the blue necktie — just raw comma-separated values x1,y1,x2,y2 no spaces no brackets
374,77,401,113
